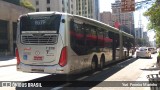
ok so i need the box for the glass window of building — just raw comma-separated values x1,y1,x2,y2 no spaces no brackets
36,8,39,12
47,0,50,4
47,7,50,11
36,1,39,5
62,7,65,12
71,4,73,9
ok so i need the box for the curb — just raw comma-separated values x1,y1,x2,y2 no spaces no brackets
0,64,16,67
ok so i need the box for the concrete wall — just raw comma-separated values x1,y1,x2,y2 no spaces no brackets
0,1,30,56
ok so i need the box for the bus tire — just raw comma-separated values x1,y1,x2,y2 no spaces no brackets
99,56,105,70
91,57,98,73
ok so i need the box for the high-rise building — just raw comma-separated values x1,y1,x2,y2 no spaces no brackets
111,0,134,35
75,0,99,20
100,11,113,26
94,0,100,20
135,28,143,39
143,32,149,45
30,0,99,20
29,0,75,13
143,32,149,40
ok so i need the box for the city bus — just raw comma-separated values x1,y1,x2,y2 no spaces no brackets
16,12,134,75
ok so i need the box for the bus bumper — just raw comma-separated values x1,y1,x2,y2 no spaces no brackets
17,62,68,74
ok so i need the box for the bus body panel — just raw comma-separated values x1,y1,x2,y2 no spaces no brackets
16,12,134,75
17,13,70,74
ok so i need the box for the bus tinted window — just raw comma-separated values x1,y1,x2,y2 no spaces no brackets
20,14,61,32
70,22,86,55
97,29,104,47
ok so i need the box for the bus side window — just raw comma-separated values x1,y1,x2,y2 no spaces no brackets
123,36,127,48
97,29,104,48
70,19,74,30
104,31,112,48
70,21,86,55
90,26,97,50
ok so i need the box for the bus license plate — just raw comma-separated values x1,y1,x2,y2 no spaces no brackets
31,66,44,72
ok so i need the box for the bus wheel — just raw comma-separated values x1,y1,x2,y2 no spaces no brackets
91,60,97,73
100,57,105,70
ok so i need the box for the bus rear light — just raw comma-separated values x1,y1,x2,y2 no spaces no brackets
16,48,20,65
59,47,67,67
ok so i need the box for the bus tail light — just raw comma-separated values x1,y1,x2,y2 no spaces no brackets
16,48,20,65
59,47,67,67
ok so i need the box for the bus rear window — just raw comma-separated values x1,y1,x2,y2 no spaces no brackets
20,14,61,33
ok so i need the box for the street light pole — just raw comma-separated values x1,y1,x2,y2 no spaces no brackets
119,7,121,26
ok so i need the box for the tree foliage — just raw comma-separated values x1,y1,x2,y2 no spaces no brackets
144,0,160,47
20,0,35,11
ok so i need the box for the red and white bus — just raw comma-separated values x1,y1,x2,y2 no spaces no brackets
16,12,134,74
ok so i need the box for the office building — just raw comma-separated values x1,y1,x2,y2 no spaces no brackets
30,0,99,20
111,0,134,35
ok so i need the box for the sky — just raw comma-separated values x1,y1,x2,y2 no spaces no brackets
99,0,155,41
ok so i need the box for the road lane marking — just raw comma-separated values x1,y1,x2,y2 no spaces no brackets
117,58,133,65
93,71,101,75
50,83,71,90
77,76,89,80
103,68,109,70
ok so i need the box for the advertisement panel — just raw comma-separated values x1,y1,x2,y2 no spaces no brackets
121,0,135,12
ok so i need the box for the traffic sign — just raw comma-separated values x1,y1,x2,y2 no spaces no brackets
121,0,135,12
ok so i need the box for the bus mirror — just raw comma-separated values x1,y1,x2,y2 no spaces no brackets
62,19,65,23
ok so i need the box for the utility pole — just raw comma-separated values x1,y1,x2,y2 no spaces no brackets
118,6,121,27
138,9,143,39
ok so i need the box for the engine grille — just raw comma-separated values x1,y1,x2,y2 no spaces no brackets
21,34,57,45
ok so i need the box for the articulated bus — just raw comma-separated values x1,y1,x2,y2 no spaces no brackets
16,12,134,74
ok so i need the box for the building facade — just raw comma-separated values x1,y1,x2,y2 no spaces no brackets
100,11,113,26
135,28,143,39
30,0,99,20
111,0,134,35
143,32,150,45
0,0,30,55
29,0,73,13
143,32,149,41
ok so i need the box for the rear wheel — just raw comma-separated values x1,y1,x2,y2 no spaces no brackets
91,60,96,71
91,59,97,73
100,57,105,70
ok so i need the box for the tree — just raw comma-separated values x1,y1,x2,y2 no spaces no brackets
20,0,35,11
144,0,160,47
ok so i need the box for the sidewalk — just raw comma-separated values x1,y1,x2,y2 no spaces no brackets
0,56,16,67
135,53,160,90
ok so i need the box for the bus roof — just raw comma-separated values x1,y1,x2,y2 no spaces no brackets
27,11,69,16
73,15,120,33
22,11,134,38
121,31,134,38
